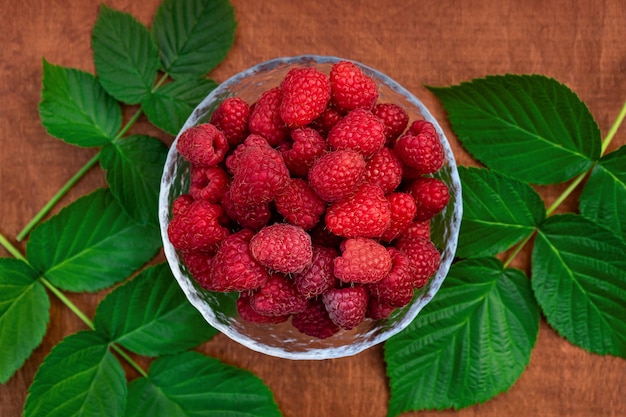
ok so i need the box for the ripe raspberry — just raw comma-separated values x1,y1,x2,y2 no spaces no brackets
281,127,327,177
171,194,194,217
250,224,313,274
225,134,274,175
292,298,340,339
221,188,271,230
409,177,450,220
275,178,327,230
396,220,431,243
366,296,397,320
408,119,437,136
322,286,369,330
237,291,289,324
210,97,250,146
167,200,230,253
394,120,444,175
395,236,441,288
309,106,342,136
327,108,386,158
309,222,344,248
368,248,414,307
380,192,417,242
308,149,366,202
251,274,309,316
280,67,331,127
176,123,229,167
248,87,288,146
325,184,391,238
182,251,215,290
372,102,409,144
364,147,403,195
334,237,392,284
329,60,379,113
189,165,229,203
292,245,338,298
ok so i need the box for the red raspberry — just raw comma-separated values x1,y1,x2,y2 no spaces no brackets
189,165,229,203
210,97,250,146
251,274,309,316
380,192,417,242
327,108,386,158
248,87,288,146
364,147,403,194
409,177,450,220
329,60,379,113
322,286,369,330
292,298,340,339
237,291,289,324
281,127,327,177
280,67,331,127
182,251,215,290
334,237,392,284
309,106,342,136
250,224,313,274
309,222,344,248
308,149,366,202
372,103,409,144
292,245,338,298
408,119,437,136
366,296,397,320
395,236,441,288
176,123,229,167
368,248,414,307
221,188,271,230
325,184,391,238
225,134,273,175
394,120,444,175
167,200,230,253
396,220,431,243
171,194,194,217
275,178,327,230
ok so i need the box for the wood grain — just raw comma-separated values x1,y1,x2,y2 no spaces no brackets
1,0,625,416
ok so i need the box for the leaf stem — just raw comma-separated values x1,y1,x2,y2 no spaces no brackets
111,344,148,378
602,100,626,154
40,277,95,329
503,232,535,268
545,171,589,216
0,232,25,259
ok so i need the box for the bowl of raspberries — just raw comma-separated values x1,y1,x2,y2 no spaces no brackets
159,55,462,359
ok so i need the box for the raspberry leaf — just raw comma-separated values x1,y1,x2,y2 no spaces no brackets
457,166,545,258
385,258,539,414
0,259,49,384
579,145,626,242
427,74,601,184
23,331,126,417
100,135,168,226
151,0,236,79
26,188,161,292
94,263,217,356
39,60,121,147
124,351,282,417
532,214,626,357
92,4,160,105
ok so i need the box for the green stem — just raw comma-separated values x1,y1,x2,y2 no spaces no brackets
602,101,626,154
111,344,148,378
0,232,25,259
503,232,534,268
40,277,95,329
545,170,589,216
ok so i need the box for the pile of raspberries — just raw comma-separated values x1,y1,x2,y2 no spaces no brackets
167,60,450,339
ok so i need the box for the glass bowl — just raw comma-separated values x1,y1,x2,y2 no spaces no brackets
158,55,462,360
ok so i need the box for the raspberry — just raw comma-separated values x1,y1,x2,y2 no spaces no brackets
395,236,441,288
292,298,340,339
281,127,327,177
225,134,274,175
325,184,391,238
182,251,215,290
368,248,414,307
275,178,327,230
280,67,331,127
250,224,313,274
394,120,444,175
334,237,392,284
292,245,338,298
221,188,271,230
167,200,230,253
329,60,378,113
327,108,385,158
176,123,229,167
364,147,403,195
248,87,288,146
237,291,289,324
189,165,229,203
322,286,369,330
309,222,343,248
309,106,342,136
408,119,437,137
366,296,397,320
396,220,431,243
409,177,450,220
380,192,417,242
308,149,366,202
171,194,194,217
372,103,409,144
251,274,309,316
210,97,250,146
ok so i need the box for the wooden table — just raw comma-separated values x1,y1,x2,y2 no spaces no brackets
1,1,625,416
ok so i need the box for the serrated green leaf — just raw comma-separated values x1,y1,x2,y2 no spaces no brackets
428,74,601,184
142,77,218,134
385,257,539,415
92,4,160,104
24,331,126,417
26,188,161,292
125,351,282,417
39,59,121,147
0,259,49,383
532,214,626,357
457,166,545,258
94,263,217,356
151,0,236,79
579,145,626,242
100,135,168,226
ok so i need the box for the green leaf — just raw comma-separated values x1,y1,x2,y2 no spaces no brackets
125,351,282,417
26,188,161,292
92,4,160,104
100,135,168,226
24,331,126,417
385,257,539,414
457,166,545,258
579,145,626,242
94,263,217,356
39,59,121,147
428,74,601,184
532,214,626,357
142,77,218,134
0,259,49,384
151,0,236,79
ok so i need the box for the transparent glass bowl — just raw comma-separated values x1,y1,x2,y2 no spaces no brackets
159,55,462,360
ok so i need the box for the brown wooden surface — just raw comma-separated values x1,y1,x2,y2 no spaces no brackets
1,0,625,416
